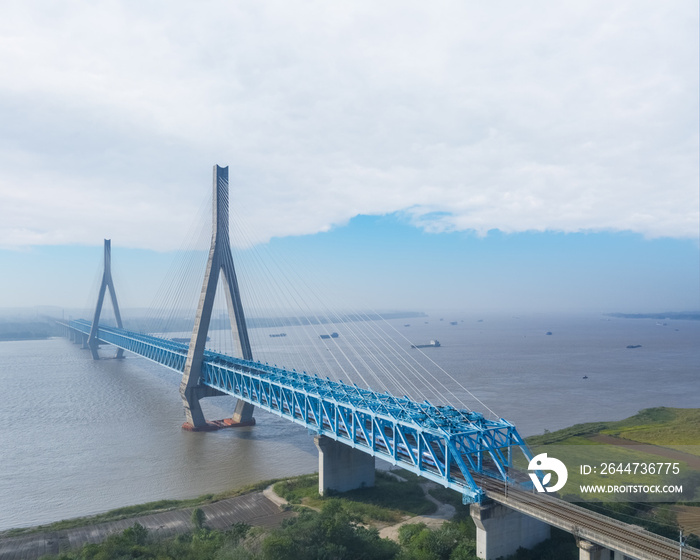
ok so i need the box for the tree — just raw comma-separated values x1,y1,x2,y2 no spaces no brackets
261,499,398,560
192,507,207,530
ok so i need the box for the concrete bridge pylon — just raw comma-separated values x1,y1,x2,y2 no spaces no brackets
88,239,125,360
180,165,255,430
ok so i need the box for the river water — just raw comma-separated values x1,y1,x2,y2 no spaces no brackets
0,313,698,531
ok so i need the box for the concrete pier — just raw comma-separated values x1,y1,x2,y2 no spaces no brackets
578,541,630,560
470,500,550,560
314,435,375,495
578,540,609,560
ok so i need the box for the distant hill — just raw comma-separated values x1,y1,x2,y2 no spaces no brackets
0,311,428,341
0,319,61,341
606,311,700,321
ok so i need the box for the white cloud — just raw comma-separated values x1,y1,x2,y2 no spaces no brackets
0,0,697,250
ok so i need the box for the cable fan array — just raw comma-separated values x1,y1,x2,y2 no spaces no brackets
125,179,502,424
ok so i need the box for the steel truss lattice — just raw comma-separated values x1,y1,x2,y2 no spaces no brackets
67,319,533,503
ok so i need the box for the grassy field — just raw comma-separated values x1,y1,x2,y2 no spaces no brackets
273,470,437,524
526,407,700,451
599,408,700,450
523,407,700,504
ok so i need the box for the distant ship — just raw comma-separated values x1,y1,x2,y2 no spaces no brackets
449,321,458,325
269,333,287,338
411,340,441,349
319,332,339,339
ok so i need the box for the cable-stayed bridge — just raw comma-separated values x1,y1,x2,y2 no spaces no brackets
61,166,698,560
65,318,526,506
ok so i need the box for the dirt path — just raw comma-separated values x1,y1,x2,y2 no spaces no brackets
0,492,294,560
379,482,456,541
589,434,700,469
267,476,457,542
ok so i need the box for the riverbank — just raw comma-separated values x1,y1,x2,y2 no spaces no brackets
0,480,281,538
0,491,294,560
0,469,462,560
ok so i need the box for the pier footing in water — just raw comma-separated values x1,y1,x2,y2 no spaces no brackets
181,418,256,432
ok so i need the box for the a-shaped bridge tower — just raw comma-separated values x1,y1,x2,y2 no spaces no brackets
180,165,255,430
88,239,124,360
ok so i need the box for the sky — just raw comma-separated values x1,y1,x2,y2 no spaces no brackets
0,1,698,315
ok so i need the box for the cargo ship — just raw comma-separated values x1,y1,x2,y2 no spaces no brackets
319,332,339,339
411,340,441,349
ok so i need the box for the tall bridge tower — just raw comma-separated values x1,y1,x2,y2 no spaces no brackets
88,239,124,360
180,165,255,430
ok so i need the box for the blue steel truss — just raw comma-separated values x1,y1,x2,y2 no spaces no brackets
67,319,533,503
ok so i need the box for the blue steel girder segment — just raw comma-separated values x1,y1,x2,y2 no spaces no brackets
198,360,530,502
68,321,532,503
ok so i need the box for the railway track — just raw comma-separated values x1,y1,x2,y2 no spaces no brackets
475,475,700,560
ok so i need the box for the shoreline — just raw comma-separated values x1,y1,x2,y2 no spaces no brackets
0,473,461,560
0,478,283,538
0,489,294,560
